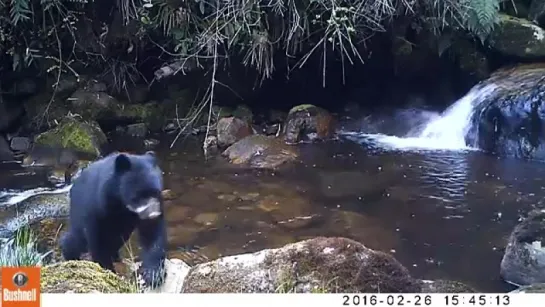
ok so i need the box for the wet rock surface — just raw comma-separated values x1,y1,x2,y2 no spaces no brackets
283,104,335,144
0,190,70,239
216,117,253,148
466,64,545,161
500,209,545,286
222,134,298,169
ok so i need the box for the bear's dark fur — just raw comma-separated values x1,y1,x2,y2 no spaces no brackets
60,151,167,288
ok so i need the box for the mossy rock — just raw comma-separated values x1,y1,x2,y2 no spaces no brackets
284,104,335,143
488,14,545,58
182,237,420,293
34,118,107,157
41,260,136,293
115,101,175,131
232,105,253,123
288,104,316,114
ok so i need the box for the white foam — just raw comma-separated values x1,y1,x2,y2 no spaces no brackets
0,184,71,207
342,84,497,151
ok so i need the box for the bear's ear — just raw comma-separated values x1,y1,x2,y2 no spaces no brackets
145,151,157,165
114,154,132,172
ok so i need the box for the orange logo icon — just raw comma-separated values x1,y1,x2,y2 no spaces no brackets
1,267,41,307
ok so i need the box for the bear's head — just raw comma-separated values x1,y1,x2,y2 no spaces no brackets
115,151,164,219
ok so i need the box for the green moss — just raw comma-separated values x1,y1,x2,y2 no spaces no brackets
282,237,420,293
117,102,175,131
34,118,107,157
41,260,137,293
233,105,253,122
288,104,316,114
489,14,545,58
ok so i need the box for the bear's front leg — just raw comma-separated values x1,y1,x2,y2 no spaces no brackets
137,217,167,289
84,221,116,272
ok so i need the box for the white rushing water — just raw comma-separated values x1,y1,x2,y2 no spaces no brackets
0,184,71,207
342,84,497,151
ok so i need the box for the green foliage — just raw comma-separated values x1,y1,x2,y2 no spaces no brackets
0,225,52,267
419,0,501,43
8,0,32,25
0,0,504,89
463,0,501,43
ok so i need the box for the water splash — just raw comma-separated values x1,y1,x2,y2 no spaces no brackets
0,184,71,207
341,84,497,151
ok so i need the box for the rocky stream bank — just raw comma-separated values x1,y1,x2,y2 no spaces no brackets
4,5,545,294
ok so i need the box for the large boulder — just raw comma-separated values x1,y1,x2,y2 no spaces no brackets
222,134,298,169
283,104,335,144
216,117,253,148
488,14,545,59
500,209,545,286
182,237,421,293
465,63,545,161
34,117,107,158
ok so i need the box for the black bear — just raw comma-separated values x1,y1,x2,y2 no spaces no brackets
60,150,167,288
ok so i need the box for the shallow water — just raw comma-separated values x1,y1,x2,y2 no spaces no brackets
2,131,544,292
122,133,544,292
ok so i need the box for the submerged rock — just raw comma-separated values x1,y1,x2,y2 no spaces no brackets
41,260,135,293
488,14,545,58
34,117,107,157
182,236,420,293
222,134,298,169
466,63,545,161
500,209,545,286
283,104,335,144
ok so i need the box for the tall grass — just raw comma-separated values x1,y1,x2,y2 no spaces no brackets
0,226,52,267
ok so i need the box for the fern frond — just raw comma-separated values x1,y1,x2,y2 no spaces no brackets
464,0,501,43
9,0,32,25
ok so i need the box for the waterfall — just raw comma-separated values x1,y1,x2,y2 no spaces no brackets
341,84,497,151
